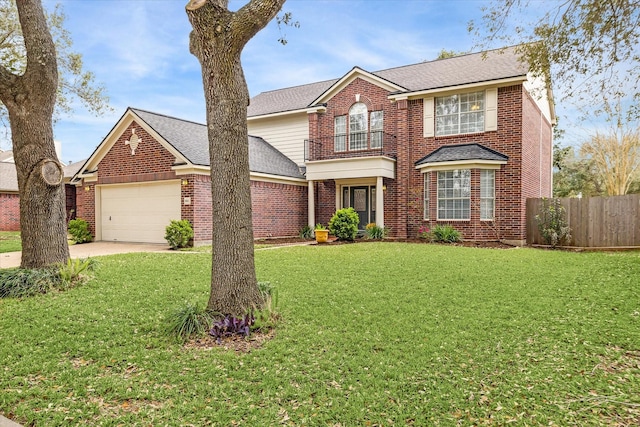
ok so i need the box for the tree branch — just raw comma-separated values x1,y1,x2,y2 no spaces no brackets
232,0,286,46
15,0,57,93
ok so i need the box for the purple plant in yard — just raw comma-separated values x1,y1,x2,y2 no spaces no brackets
209,313,255,343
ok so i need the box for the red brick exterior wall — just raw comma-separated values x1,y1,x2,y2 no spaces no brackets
309,79,553,242
75,120,308,242
0,185,77,232
0,193,20,231
251,181,308,238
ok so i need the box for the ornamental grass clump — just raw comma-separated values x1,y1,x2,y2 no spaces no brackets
365,222,387,240
0,267,63,298
431,224,462,243
165,302,215,343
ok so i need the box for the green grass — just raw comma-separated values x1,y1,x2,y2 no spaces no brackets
1,244,639,426
0,231,21,253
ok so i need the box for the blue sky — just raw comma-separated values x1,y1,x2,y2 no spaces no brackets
10,0,578,162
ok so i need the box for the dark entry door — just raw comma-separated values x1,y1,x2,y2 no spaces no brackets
350,186,370,230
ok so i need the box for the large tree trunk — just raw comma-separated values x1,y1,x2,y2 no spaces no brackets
187,0,285,316
0,0,69,268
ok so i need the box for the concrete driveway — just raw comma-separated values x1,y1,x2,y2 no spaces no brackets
0,241,170,269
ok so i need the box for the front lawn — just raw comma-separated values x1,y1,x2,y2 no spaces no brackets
0,231,21,253
1,244,639,425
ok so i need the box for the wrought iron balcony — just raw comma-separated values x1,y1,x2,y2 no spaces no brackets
305,132,397,162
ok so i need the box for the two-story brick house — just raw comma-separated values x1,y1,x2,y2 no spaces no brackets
19,46,550,245
248,46,554,244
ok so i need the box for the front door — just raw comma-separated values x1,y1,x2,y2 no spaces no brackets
344,186,376,230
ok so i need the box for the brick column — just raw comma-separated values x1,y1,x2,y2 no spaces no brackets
394,98,409,238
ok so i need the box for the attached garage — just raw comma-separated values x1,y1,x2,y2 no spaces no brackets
72,108,307,244
98,181,181,243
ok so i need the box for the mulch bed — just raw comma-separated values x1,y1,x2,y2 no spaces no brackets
254,237,516,249
185,328,276,353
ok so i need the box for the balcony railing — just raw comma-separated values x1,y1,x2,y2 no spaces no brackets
305,132,397,162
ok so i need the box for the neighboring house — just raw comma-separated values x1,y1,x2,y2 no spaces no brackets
0,150,84,231
0,157,19,231
70,108,307,244
248,46,554,244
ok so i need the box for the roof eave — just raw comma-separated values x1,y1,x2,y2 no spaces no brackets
390,75,528,101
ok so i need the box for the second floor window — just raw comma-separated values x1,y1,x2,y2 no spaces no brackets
334,103,384,152
436,91,485,136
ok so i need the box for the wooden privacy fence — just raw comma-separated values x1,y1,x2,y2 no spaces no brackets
526,194,640,247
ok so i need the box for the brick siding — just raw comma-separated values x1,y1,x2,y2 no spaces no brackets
0,193,20,231
309,78,553,242
75,121,308,242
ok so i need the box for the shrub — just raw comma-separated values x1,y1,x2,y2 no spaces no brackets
0,267,62,298
535,198,571,248
299,225,313,239
365,222,387,240
209,313,255,343
165,302,215,343
68,218,93,244
417,225,432,241
165,219,194,249
431,224,462,243
328,208,359,241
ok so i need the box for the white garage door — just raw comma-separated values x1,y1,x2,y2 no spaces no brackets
100,181,181,243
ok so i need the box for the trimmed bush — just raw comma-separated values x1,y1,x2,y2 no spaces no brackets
165,219,194,249
328,208,359,241
68,218,93,244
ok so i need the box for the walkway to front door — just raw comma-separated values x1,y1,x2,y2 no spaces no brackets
342,185,376,230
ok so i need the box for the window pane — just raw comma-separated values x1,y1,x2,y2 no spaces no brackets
370,111,383,149
349,103,368,150
480,170,495,220
435,91,484,136
437,169,470,220
334,116,346,152
423,173,429,220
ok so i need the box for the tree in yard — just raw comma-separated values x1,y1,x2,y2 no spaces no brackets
580,123,640,196
186,0,286,316
553,144,604,197
470,0,640,113
0,0,109,268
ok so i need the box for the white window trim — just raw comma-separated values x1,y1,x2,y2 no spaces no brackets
423,88,498,138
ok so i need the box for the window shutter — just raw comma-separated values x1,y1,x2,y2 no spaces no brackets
423,97,434,137
485,88,498,132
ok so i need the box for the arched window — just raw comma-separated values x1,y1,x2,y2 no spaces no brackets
349,103,368,150
333,103,384,152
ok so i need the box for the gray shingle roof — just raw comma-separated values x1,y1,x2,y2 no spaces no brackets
248,46,528,117
415,143,508,166
130,108,303,179
248,78,338,117
0,162,18,192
